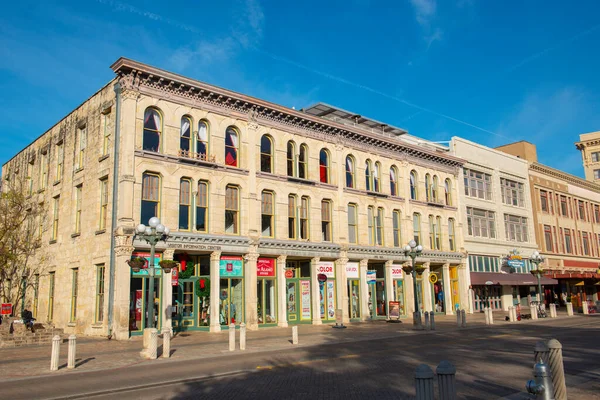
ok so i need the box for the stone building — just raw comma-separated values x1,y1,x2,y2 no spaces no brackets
2,58,468,339
575,131,600,183
497,141,600,310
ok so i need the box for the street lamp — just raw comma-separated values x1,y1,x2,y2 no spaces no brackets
403,240,424,330
131,217,170,329
529,251,545,306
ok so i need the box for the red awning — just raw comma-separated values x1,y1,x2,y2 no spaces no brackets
470,272,558,286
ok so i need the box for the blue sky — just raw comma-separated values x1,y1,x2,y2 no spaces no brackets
2,0,600,176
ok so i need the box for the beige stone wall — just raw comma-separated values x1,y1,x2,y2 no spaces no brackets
576,131,600,182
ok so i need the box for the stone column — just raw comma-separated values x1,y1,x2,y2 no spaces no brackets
116,87,138,226
442,263,453,315
311,257,322,325
112,230,134,340
458,263,470,312
209,251,221,333
359,259,370,321
385,261,394,318
422,263,432,313
161,248,175,334
277,255,288,327
244,252,259,330
335,257,349,323
403,262,415,315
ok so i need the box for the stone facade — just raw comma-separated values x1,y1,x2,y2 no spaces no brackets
575,131,600,183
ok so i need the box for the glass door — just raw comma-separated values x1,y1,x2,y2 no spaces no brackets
369,280,387,318
219,278,244,326
393,279,406,316
348,279,360,319
178,280,196,330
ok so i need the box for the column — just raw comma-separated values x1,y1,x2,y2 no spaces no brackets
112,235,134,340
209,251,221,333
162,248,175,334
403,262,415,314
116,87,138,225
359,259,369,321
458,263,470,312
422,262,432,313
385,261,394,319
335,257,349,324
277,255,288,328
442,263,453,315
244,252,259,330
310,257,322,325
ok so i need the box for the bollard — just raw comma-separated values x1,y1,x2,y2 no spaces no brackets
50,335,61,371
67,335,76,369
292,325,298,345
566,302,573,316
229,323,235,351
531,306,538,320
436,360,457,400
547,339,567,400
413,311,423,330
534,341,549,364
582,301,589,315
162,328,171,358
526,360,555,400
550,304,557,318
424,311,430,331
415,364,435,400
456,310,461,327
512,306,518,322
488,308,494,325
240,323,246,351
461,309,466,328
148,328,158,360
508,306,515,322
430,312,436,331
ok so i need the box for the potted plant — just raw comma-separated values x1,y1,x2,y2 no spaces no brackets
159,260,178,273
127,257,146,273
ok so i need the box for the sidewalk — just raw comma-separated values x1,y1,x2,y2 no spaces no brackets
0,309,589,381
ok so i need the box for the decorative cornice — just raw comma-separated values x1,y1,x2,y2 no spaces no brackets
530,162,600,193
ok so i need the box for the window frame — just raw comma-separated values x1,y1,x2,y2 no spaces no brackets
298,144,308,179
95,264,105,323
143,107,162,153
444,179,452,206
180,115,193,154
392,210,401,247
260,135,274,173
287,141,296,177
463,168,492,200
319,148,330,184
225,126,240,167
288,195,298,239
390,166,398,196
448,218,456,251
365,160,373,191
410,170,418,200
225,185,240,234
196,180,209,232
348,203,358,244
74,185,82,234
141,172,161,224
261,190,275,238
71,268,79,322
99,178,108,230
52,195,59,240
321,199,332,242
413,213,421,246
300,196,310,239
466,207,496,238
179,178,192,231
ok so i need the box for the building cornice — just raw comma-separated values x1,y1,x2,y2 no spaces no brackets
530,162,600,193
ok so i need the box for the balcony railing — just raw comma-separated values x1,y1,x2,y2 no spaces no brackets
178,149,216,163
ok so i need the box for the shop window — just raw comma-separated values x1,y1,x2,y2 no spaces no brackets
286,141,296,177
196,181,208,232
257,258,276,325
219,256,244,325
225,126,239,167
260,135,273,173
348,204,358,244
288,195,297,239
321,199,332,242
410,170,418,200
225,185,240,234
261,190,274,237
319,148,330,183
141,172,160,224
179,178,192,230
390,166,398,196
346,155,355,188
393,210,401,247
143,107,162,152
180,115,192,154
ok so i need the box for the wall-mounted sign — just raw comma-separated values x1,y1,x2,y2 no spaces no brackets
171,267,178,286
429,274,439,284
391,265,404,279
220,255,243,277
1,304,12,315
316,261,335,278
257,258,275,277
366,270,376,284
346,262,359,279
285,269,294,279
317,273,328,283
504,249,525,269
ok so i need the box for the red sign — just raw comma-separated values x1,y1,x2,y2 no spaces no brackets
172,267,179,286
285,269,294,279
317,273,328,283
257,258,275,277
1,304,12,315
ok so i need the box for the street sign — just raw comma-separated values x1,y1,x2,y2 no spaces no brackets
1,303,13,315
317,273,327,283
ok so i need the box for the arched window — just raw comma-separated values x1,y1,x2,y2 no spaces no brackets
444,179,452,206
180,116,192,154
225,126,239,167
299,144,308,179
390,166,398,196
197,120,209,159
432,175,439,202
448,218,456,251
425,174,431,201
179,178,191,230
319,149,330,183
410,170,418,200
260,135,273,173
374,162,381,192
141,172,160,223
345,155,355,188
365,160,373,191
287,141,296,177
143,108,162,152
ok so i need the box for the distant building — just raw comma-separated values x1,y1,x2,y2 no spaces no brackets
575,131,600,182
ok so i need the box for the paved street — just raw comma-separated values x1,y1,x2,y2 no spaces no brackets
1,313,599,399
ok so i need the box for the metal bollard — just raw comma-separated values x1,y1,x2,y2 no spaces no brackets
229,323,235,351
430,312,436,331
534,340,549,364
50,335,61,371
162,328,171,358
456,310,461,327
547,339,567,400
526,360,555,400
436,360,457,400
415,364,435,400
424,311,430,331
413,311,423,330
67,335,76,369
292,325,298,345
582,301,589,315
148,328,158,359
461,309,466,328
240,323,246,351
566,302,573,316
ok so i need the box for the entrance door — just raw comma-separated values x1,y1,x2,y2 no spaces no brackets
431,281,445,313
369,280,386,318
348,279,360,319
178,280,196,331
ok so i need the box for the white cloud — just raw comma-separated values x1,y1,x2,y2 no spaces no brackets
410,0,437,27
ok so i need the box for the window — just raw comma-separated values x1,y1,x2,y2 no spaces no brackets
179,178,192,230
260,135,273,173
592,152,600,162
143,108,162,152
466,207,496,238
180,116,192,153
27,162,34,196
287,141,296,177
298,144,308,179
365,160,373,191
390,166,398,196
578,200,586,220
300,196,310,239
560,196,568,217
595,205,600,223
261,191,274,237
95,264,105,323
540,190,549,212
347,204,358,244
425,174,431,201
76,124,87,169
565,229,573,254
504,214,528,242
321,200,332,241
225,185,239,234
463,169,492,200
432,176,439,202
392,210,401,247
71,268,78,322
196,181,208,232
288,195,297,239
429,215,441,250
367,206,374,245
197,120,209,158
435,216,442,250
444,179,452,206
319,149,330,183
500,178,524,207
56,142,64,181
99,178,108,230
48,272,55,321
413,213,421,245
448,218,456,251
39,151,48,190
544,225,553,252
410,170,418,200
373,162,381,192
225,126,239,167
74,185,82,234
51,196,59,240
582,232,590,255
141,173,160,224
375,207,384,246
345,155,355,188
101,108,111,156
594,170,600,180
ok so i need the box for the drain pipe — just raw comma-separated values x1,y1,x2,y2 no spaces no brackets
107,81,122,339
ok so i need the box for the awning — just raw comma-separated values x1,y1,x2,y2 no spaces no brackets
470,272,558,286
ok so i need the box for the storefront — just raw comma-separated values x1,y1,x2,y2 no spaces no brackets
429,266,445,314
367,264,386,319
285,261,312,323
316,261,336,321
346,262,361,320
172,254,210,332
257,258,277,326
390,265,406,317
129,252,163,336
219,255,244,326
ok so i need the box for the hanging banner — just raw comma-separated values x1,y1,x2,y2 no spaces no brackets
134,290,143,330
366,270,377,284
346,262,359,279
220,255,243,277
131,252,161,276
391,265,404,279
171,267,178,286
316,261,335,278
257,258,276,277
301,280,311,319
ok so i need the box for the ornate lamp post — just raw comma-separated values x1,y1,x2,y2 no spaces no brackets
529,251,545,305
403,240,424,329
131,217,170,329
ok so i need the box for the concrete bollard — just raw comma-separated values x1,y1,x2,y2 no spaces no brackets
430,312,436,331
436,360,457,400
508,306,514,322
424,311,430,331
292,325,298,345
240,323,246,351
461,309,466,328
533,340,549,364
456,310,461,327
550,303,557,318
415,364,435,400
531,306,538,320
582,300,589,315
488,308,494,325
229,323,235,351
67,335,76,369
547,339,567,400
162,328,171,358
50,335,61,371
413,311,423,330
513,306,518,322
148,328,158,360
566,302,573,316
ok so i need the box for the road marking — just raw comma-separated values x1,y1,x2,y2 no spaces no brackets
256,354,359,370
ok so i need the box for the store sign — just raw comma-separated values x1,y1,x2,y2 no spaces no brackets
220,256,243,277
285,269,294,279
171,267,179,286
366,270,377,284
1,303,12,315
390,264,404,279
505,249,525,269
316,261,335,278
257,258,275,277
301,280,311,319
346,262,359,279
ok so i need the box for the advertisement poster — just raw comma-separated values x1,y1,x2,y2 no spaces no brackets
389,301,400,318
220,256,243,277
367,270,377,284
1,303,12,315
316,261,335,278
257,258,275,277
171,267,178,286
301,280,311,320
287,284,296,313
327,281,335,319
135,289,143,329
132,252,161,276
346,262,359,279
390,265,404,279
319,282,325,318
